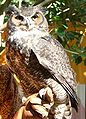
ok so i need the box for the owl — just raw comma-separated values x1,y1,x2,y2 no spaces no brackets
6,5,78,119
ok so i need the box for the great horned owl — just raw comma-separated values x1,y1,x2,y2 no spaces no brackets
6,5,78,119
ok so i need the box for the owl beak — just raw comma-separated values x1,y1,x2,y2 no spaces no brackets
25,17,35,30
21,17,29,28
23,17,34,30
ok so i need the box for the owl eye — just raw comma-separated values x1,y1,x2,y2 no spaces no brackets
15,15,24,21
32,12,39,20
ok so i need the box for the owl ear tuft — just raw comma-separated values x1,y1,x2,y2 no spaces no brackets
5,5,20,16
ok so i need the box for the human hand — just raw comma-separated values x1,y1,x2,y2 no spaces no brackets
13,87,54,119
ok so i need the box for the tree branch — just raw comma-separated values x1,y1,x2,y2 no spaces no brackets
34,0,56,6
65,49,79,55
0,22,7,31
0,0,11,15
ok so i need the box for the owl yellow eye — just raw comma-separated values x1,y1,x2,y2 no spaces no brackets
32,12,39,20
15,15,24,21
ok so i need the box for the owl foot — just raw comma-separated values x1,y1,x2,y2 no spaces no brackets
39,87,54,106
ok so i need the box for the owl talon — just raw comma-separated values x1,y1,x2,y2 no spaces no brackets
39,88,46,99
39,87,54,105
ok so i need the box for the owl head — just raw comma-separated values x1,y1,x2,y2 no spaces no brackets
20,6,48,31
6,5,48,31
6,5,29,31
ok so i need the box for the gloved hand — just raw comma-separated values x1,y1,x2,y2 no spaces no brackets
13,87,54,119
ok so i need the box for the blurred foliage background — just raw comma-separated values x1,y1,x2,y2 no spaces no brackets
0,0,86,65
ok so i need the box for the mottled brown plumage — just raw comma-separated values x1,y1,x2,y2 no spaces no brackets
0,65,22,119
6,42,50,95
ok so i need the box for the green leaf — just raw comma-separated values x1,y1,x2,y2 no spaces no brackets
72,54,78,59
24,0,30,2
66,32,75,40
80,53,86,58
55,27,66,37
63,23,68,29
4,16,9,23
53,16,61,21
72,54,82,64
80,47,86,53
12,0,19,3
0,0,3,5
0,46,5,52
72,44,78,50
75,56,82,64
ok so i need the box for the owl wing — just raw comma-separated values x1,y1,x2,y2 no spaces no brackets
31,35,78,111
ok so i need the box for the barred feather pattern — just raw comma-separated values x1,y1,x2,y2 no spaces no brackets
44,78,72,119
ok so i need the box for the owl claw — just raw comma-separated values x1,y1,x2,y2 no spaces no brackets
39,88,46,99
22,96,27,104
39,87,54,104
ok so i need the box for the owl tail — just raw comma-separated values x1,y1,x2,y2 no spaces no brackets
60,80,78,112
53,75,78,112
